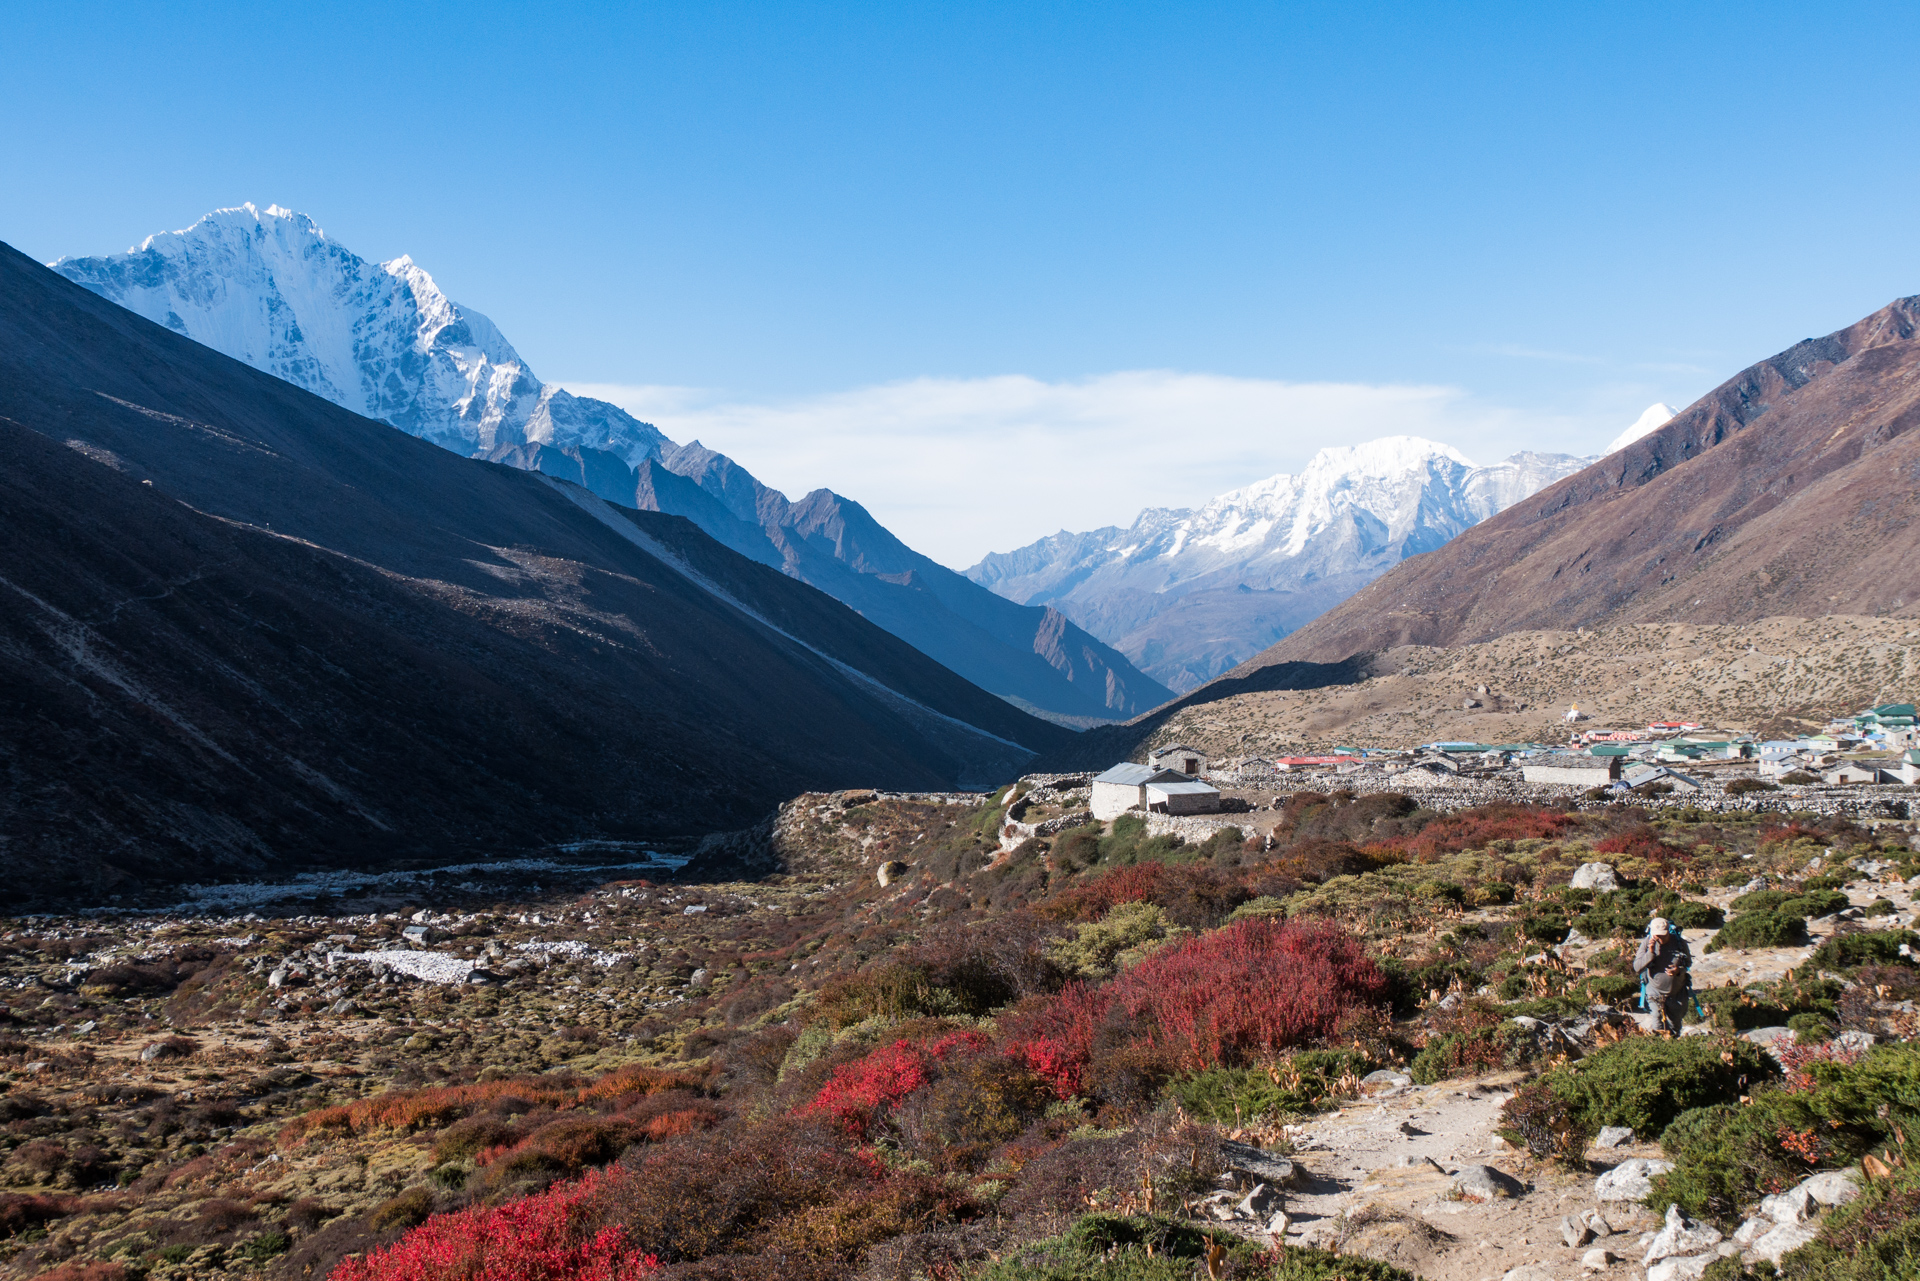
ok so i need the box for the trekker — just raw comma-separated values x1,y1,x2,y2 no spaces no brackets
1634,916,1692,1035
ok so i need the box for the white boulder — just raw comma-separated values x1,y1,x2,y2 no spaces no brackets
1644,1204,1723,1266
1751,1219,1821,1265
1595,1157,1674,1201
1647,1255,1715,1281
1571,862,1622,891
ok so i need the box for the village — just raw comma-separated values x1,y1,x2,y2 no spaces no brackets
993,702,1920,855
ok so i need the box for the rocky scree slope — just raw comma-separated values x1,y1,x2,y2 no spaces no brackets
54,206,1168,724
0,241,1071,906
1088,616,1920,766
967,439,1593,693
1253,297,1920,667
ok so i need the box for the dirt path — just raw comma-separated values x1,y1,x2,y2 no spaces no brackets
1248,1073,1660,1281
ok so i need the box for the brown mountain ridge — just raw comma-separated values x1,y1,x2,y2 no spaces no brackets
1251,295,1920,668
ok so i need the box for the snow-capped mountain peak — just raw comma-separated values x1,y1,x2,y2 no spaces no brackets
966,435,1597,691
1605,402,1677,454
53,203,665,466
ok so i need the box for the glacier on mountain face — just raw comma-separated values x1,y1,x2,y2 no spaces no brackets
51,204,1172,723
51,204,666,465
966,436,1595,692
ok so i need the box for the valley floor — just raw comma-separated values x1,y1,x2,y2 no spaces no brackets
1,783,1916,1281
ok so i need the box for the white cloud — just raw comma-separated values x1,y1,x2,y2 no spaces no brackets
562,371,1594,570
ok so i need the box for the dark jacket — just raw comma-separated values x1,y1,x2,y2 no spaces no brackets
1634,932,1692,998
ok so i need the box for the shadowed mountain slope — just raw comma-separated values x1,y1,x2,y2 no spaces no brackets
0,242,1069,905
1249,296,1920,667
53,205,1169,723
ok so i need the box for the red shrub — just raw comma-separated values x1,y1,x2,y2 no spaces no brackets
0,1191,80,1235
284,1066,700,1144
1005,918,1387,1096
1592,825,1688,867
1036,863,1169,922
1777,1039,1869,1093
806,1031,987,1138
1386,804,1574,861
331,1166,658,1281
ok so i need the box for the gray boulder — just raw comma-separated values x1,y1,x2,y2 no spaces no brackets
1643,1204,1722,1266
1561,1214,1594,1247
1647,1256,1716,1281
1800,1168,1861,1210
1751,1219,1821,1265
1595,1125,1635,1148
1237,1182,1279,1217
1742,1026,1796,1046
1758,1185,1813,1224
1220,1140,1297,1188
1571,862,1622,891
1452,1164,1526,1201
1581,1248,1616,1271
1595,1157,1674,1201
1501,1267,1557,1281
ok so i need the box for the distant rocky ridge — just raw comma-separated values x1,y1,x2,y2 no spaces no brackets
967,437,1595,691
53,206,1168,723
1247,296,1920,669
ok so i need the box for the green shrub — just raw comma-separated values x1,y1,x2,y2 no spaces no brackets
1410,1022,1539,1085
1692,978,1840,1033
1787,1012,1835,1041
964,1213,1416,1281
1708,912,1809,952
1866,899,1896,918
1800,874,1850,893
1737,888,1849,919
1805,931,1919,972
1468,881,1516,907
1521,1035,1779,1141
1575,886,1717,940
1049,902,1185,978
1520,908,1570,944
1726,779,1779,795
1577,975,1639,1004
1668,899,1727,930
1776,1155,1920,1281
1166,1050,1372,1123
1650,1043,1920,1223
237,1230,291,1263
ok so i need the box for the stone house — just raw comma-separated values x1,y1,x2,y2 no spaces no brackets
1520,754,1622,787
1148,744,1207,776
1144,779,1222,815
1090,763,1189,820
1624,764,1705,792
1823,762,1884,786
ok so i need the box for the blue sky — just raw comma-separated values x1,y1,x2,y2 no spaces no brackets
5,2,1918,564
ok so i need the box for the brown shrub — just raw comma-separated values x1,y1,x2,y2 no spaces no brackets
15,1138,69,1177
0,1191,79,1234
586,1115,903,1264
892,1056,1053,1170
33,1264,129,1281
367,1185,436,1233
282,1196,336,1233
196,1196,258,1232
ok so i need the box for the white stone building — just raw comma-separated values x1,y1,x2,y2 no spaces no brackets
1091,763,1190,819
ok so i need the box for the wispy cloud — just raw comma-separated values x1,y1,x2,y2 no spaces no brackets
563,371,1597,569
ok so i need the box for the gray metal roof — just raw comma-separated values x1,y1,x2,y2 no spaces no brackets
1145,780,1220,796
1094,763,1185,786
